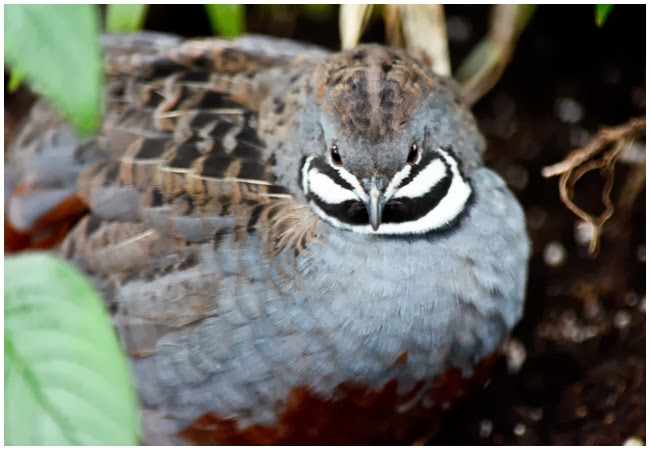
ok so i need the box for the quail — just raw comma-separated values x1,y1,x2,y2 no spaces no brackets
5,33,530,445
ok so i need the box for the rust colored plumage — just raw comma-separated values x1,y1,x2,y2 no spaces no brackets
180,354,499,445
5,186,87,254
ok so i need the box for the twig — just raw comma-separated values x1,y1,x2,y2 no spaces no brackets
542,116,646,256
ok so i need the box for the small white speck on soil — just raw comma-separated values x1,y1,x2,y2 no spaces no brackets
513,423,526,436
505,338,527,374
555,97,584,124
613,310,631,329
479,419,493,438
543,241,567,267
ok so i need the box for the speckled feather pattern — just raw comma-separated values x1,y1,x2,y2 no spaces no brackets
7,33,530,444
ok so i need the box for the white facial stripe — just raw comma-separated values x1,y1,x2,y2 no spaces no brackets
336,166,368,201
384,164,412,198
393,158,447,199
311,147,472,235
301,156,314,193
305,156,367,201
413,150,423,165
308,169,358,204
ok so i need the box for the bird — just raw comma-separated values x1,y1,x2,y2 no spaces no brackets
5,33,530,445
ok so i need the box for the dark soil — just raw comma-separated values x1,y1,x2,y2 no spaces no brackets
6,4,645,445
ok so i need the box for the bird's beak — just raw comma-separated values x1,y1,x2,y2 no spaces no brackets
362,176,388,231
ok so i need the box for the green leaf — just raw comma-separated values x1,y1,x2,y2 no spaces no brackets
595,4,613,27
205,4,245,38
5,254,138,445
106,4,148,33
8,70,24,93
4,5,104,134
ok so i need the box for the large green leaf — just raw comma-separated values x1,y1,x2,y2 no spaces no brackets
5,254,138,445
106,4,148,33
4,5,104,134
205,4,245,38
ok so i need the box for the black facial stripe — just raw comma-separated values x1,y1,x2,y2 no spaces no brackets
383,166,452,223
309,197,369,225
387,187,476,241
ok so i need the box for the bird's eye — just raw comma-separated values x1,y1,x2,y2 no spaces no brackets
407,143,420,164
330,144,343,166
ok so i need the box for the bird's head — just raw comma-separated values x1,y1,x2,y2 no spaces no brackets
300,45,482,235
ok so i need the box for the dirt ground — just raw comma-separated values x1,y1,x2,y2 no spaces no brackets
5,5,645,445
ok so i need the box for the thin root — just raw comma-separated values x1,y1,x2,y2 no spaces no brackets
541,116,646,256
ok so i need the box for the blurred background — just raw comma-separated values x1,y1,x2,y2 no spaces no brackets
5,4,646,445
